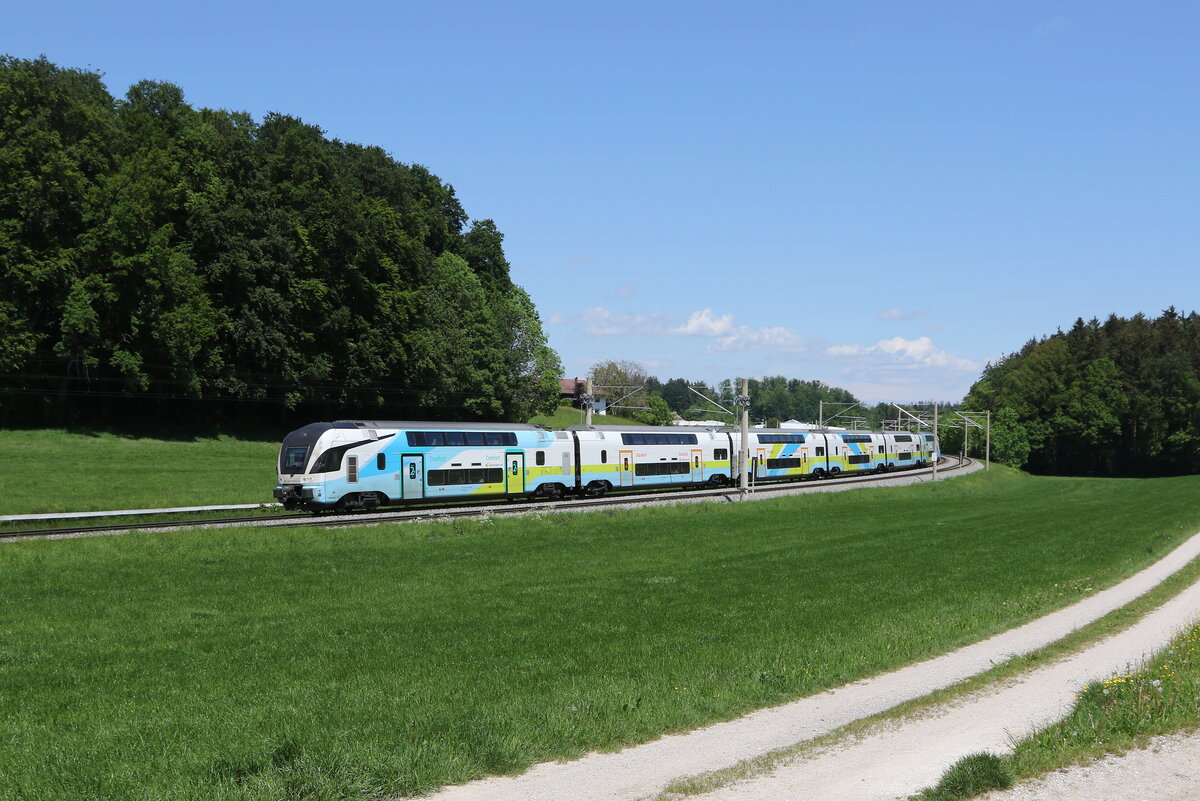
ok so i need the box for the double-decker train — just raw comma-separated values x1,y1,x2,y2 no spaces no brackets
274,420,939,512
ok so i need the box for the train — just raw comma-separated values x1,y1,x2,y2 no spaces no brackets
274,420,940,512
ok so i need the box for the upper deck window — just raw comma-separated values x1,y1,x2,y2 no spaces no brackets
407,431,518,447
620,432,698,445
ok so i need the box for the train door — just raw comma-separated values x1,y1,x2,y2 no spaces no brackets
505,452,525,494
757,447,768,479
401,454,424,500
690,449,703,482
619,450,634,487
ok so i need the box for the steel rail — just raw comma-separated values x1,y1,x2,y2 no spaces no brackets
2,456,972,541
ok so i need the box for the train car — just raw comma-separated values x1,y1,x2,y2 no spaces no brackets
275,420,572,511
570,425,734,495
734,429,826,482
823,431,889,475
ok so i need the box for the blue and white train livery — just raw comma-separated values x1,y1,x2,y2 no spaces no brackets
274,420,941,512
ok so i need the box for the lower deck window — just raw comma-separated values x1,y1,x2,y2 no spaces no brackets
633,462,689,477
899,453,912,461
766,457,804,469
848,455,870,465
428,467,504,486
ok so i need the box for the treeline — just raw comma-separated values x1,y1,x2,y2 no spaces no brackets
0,56,561,432
962,309,1200,476
586,361,931,429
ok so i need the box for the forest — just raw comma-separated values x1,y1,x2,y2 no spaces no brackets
959,309,1200,477
0,56,562,430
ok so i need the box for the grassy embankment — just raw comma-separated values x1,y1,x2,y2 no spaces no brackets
0,429,280,516
1,409,642,517
527,404,647,428
4,469,1200,800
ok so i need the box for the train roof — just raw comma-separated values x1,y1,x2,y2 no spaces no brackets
568,424,722,432
334,420,547,431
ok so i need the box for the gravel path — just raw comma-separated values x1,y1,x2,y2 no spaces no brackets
427,524,1200,801
692,569,1200,800
978,731,1200,801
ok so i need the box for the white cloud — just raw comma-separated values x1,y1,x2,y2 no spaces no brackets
825,336,978,371
670,308,735,336
616,283,636,299
709,325,812,353
576,307,670,336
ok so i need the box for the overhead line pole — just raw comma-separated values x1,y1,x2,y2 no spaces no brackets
738,378,750,495
932,403,938,480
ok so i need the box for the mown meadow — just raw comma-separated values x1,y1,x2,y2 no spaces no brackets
1,430,280,515
3,469,1200,800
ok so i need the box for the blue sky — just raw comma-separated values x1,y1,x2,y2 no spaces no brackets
9,1,1199,402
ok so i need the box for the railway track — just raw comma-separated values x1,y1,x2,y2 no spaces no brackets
1,456,974,542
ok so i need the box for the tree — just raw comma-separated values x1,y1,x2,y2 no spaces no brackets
635,395,674,426
961,310,1200,476
660,378,693,414
989,408,1031,468
0,56,562,429
589,359,650,416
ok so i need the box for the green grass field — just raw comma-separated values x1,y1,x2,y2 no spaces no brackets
3,469,1200,800
1,430,281,515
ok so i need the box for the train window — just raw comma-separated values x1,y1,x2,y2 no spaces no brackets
466,432,485,446
899,452,913,461
816,447,825,456
347,456,358,483
715,448,728,461
485,432,502,446
445,432,465,446
879,446,884,454
281,446,309,473
536,451,545,466
848,455,870,465
766,457,804,469
429,432,445,446
377,453,385,470
759,434,806,444
600,450,607,464
634,462,689,476
429,468,504,486
894,435,913,443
